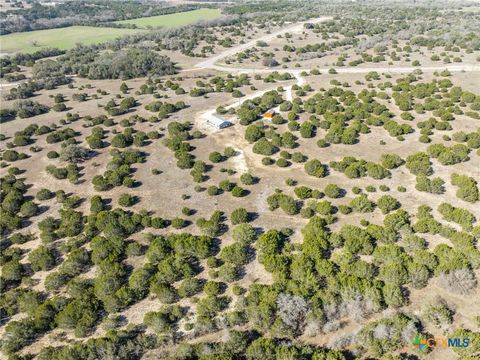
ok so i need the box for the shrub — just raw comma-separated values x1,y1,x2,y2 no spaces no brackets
1,318,38,353
350,194,374,213
253,138,278,156
1,259,24,281
52,103,67,112
150,282,178,304
28,246,55,271
294,186,312,200
451,174,479,203
207,186,219,196
291,152,306,163
267,193,299,215
339,205,352,215
330,157,367,178
118,193,135,207
324,184,343,198
181,207,193,216
218,263,239,282
300,121,315,138
262,57,279,67
13,135,30,147
427,143,470,165
110,133,130,148
415,175,445,194
10,233,33,244
126,242,144,256
340,225,374,255
14,100,49,118
405,152,432,176
366,162,390,179
377,195,400,214
315,200,333,215
224,147,236,158
231,186,246,197
171,217,186,229
245,125,264,143
20,201,39,217
60,144,89,163
178,278,202,298
439,269,477,295
220,242,249,266
304,159,326,178
240,173,254,185
438,203,476,231
262,157,274,165
3,150,24,162
47,151,59,159
209,151,223,163
44,271,68,290
36,188,54,200
276,158,289,167
423,299,454,328
232,223,256,244
231,208,249,225
300,207,314,218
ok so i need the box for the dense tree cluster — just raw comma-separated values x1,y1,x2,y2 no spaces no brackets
438,203,476,231
415,175,445,194
92,149,145,190
330,157,390,179
451,173,479,203
65,48,177,80
267,192,299,215
0,174,38,236
12,100,50,119
405,152,432,176
427,143,470,166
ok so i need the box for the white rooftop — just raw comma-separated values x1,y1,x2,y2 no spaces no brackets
205,114,233,128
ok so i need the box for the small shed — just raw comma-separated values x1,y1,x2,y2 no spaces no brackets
205,114,233,129
263,109,275,120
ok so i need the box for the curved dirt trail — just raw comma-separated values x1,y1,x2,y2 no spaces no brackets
195,17,332,70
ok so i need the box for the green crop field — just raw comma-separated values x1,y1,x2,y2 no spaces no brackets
115,8,221,28
0,9,221,54
0,26,145,54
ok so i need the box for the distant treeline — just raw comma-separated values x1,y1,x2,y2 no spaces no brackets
0,48,65,78
0,1,210,35
11,47,177,82
57,47,177,80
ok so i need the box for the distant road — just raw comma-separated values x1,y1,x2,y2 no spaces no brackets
193,64,480,75
308,64,480,74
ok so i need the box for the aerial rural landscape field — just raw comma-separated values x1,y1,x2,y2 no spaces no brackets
0,1,479,359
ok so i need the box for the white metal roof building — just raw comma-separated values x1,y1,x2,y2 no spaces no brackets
205,114,233,129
